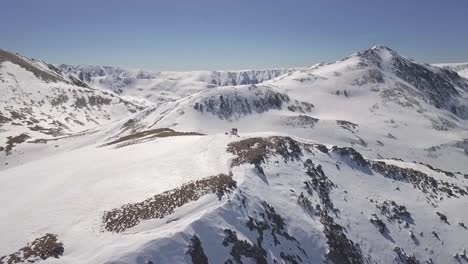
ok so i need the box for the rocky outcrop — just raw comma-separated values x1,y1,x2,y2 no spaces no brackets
371,161,468,200
187,235,209,264
193,86,312,120
102,174,236,232
0,234,63,264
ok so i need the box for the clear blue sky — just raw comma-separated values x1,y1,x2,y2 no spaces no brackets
1,0,467,71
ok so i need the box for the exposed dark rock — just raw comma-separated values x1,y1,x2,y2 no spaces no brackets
87,95,112,107
0,112,12,125
356,47,385,68
279,252,302,264
245,201,296,247
303,159,337,211
371,161,467,199
370,214,387,234
222,229,267,264
284,115,319,128
8,110,27,121
436,212,449,224
73,96,88,109
4,133,30,155
187,235,209,264
332,90,351,97
69,75,90,88
318,209,365,264
121,118,138,131
28,125,63,136
315,144,328,153
376,200,413,224
50,94,69,106
331,146,369,168
297,192,314,215
337,120,358,131
415,161,456,178
227,136,307,167
194,86,291,120
393,247,420,264
287,101,314,113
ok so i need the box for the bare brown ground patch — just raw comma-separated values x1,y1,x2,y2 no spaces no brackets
101,128,204,148
27,130,98,144
102,174,236,232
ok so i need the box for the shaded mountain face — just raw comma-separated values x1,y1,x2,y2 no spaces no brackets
331,46,468,118
0,46,468,264
377,48,468,121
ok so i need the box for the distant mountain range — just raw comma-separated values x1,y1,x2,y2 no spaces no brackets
57,63,294,105
433,62,468,79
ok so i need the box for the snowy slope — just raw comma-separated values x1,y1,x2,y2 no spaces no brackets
1,46,468,264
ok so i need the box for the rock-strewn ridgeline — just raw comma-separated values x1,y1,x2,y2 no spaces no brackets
102,174,236,232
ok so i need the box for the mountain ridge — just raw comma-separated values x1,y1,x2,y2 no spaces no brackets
57,63,296,104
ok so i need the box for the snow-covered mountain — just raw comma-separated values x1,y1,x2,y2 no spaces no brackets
433,63,468,79
1,46,468,264
0,49,145,161
57,64,294,105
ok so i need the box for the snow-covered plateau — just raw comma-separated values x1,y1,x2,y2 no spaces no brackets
1,46,468,264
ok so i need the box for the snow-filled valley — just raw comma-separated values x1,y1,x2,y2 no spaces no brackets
1,46,468,264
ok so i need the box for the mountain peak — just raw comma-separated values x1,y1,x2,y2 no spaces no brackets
370,45,394,52
346,45,399,69
360,45,398,59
